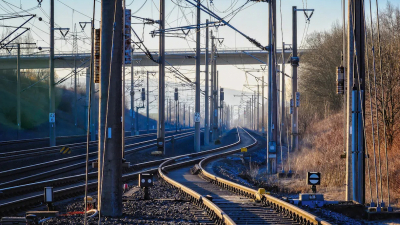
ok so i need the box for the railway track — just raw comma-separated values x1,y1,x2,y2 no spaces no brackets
0,128,193,160
159,127,332,225
0,130,196,188
0,128,240,217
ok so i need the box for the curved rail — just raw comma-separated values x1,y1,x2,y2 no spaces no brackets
158,127,246,225
0,128,234,217
198,129,331,225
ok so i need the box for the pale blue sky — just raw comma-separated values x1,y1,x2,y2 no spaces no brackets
2,0,399,112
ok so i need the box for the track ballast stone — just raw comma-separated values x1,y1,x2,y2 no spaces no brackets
42,180,209,225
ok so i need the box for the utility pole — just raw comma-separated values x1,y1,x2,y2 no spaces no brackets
131,49,135,136
90,19,96,142
267,0,278,174
262,75,265,135
257,85,260,132
194,0,201,151
281,42,286,145
169,98,172,128
204,19,210,145
100,0,123,216
350,0,365,205
346,0,354,202
73,24,78,131
210,31,214,142
16,44,21,139
183,104,186,128
189,106,191,127
98,0,114,214
158,0,166,154
49,0,56,147
146,71,149,133
291,6,299,154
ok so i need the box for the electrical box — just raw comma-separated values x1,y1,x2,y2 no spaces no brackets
141,88,145,101
139,173,154,188
336,66,345,94
174,88,179,101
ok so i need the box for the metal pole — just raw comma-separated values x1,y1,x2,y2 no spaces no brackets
90,19,96,142
270,0,278,174
262,75,265,135
17,44,21,139
204,19,210,145
101,0,123,216
291,6,299,152
194,0,201,151
130,49,135,136
281,42,285,144
98,0,113,211
183,104,186,128
158,0,166,154
49,0,56,147
74,33,78,130
346,0,354,202
257,84,259,132
175,100,177,132
189,106,191,127
354,0,365,204
146,71,149,133
210,31,214,142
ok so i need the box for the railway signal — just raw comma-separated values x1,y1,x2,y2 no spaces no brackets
139,173,153,200
307,172,321,193
44,187,54,211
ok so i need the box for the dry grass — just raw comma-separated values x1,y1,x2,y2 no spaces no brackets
291,112,400,207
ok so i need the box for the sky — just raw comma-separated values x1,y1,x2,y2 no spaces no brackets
2,0,399,114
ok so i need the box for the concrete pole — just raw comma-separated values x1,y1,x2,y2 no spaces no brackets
100,0,123,216
281,42,285,145
146,71,149,133
291,6,299,152
169,98,171,128
90,70,96,141
204,19,210,145
176,101,181,130
213,69,218,140
49,0,56,147
210,31,214,142
17,44,21,139
130,49,135,136
86,68,90,131
98,0,114,212
257,85,260,132
194,0,201,151
262,75,265,134
90,19,96,142
175,100,178,132
158,0,166,154
74,33,78,130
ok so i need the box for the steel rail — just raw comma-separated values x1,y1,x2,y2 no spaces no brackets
0,132,197,188
198,129,331,225
158,127,243,225
0,129,238,217
0,128,193,157
0,131,194,177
